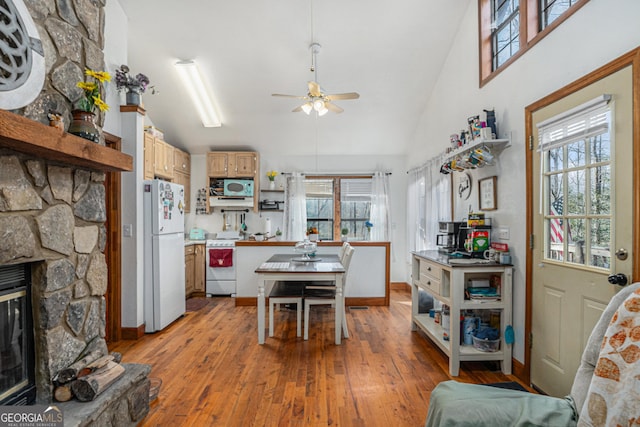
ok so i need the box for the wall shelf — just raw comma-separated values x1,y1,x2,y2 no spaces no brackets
443,138,510,172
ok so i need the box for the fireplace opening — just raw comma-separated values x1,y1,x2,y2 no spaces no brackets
0,264,36,405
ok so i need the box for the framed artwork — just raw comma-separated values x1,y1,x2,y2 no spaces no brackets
479,176,497,211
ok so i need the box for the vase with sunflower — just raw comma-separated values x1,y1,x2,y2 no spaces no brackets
69,68,110,143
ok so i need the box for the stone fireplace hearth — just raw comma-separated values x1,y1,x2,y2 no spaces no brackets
0,117,148,425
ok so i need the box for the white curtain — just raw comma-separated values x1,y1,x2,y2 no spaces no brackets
406,155,451,259
369,172,390,241
283,172,307,241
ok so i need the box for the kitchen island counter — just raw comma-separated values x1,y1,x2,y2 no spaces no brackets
235,241,390,307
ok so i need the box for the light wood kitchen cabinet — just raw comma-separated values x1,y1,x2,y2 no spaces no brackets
153,138,174,180
207,152,228,176
206,151,260,213
194,244,205,293
185,245,195,298
206,152,257,178
173,148,191,212
185,244,205,298
143,133,155,180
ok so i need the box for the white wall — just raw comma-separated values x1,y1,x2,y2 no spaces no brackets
185,153,408,283
102,0,127,136
406,0,640,363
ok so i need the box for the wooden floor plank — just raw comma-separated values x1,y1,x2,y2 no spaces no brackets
110,287,522,426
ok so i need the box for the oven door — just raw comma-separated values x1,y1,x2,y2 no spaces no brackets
205,246,236,295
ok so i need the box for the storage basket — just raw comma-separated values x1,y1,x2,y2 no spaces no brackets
471,335,500,352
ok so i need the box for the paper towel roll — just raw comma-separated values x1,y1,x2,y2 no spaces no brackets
264,217,271,235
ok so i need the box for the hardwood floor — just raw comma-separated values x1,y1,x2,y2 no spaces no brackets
110,287,521,426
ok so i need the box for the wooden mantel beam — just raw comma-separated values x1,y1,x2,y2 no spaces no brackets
0,109,133,173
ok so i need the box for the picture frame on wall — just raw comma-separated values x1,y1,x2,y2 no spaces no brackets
479,176,497,211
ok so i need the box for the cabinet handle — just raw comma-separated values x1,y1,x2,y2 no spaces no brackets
427,266,431,271
427,280,431,285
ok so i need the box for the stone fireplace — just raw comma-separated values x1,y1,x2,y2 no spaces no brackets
0,0,149,423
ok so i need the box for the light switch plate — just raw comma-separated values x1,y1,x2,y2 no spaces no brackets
123,224,132,237
498,227,510,240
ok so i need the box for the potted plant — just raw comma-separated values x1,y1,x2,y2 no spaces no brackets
341,227,349,242
307,226,319,242
275,228,282,241
69,68,110,142
115,64,156,106
266,170,278,189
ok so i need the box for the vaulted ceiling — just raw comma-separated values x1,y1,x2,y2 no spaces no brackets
119,0,471,156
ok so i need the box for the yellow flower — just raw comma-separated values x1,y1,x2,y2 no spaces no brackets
266,170,278,180
86,69,111,83
77,81,97,91
93,96,109,112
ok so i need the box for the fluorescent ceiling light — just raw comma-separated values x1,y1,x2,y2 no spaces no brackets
174,60,222,127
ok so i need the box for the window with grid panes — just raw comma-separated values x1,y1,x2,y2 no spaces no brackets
479,0,589,85
304,177,373,241
539,98,612,269
540,0,581,30
340,179,372,241
492,0,520,70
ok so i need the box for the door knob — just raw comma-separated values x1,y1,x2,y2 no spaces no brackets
615,248,628,260
607,273,628,286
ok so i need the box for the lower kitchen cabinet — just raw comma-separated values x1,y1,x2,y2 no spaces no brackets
185,245,195,297
194,244,205,294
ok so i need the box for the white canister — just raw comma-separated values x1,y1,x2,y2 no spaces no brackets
264,217,271,236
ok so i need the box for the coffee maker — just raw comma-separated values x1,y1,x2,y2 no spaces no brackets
436,221,465,253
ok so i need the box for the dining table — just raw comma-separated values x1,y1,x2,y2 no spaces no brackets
255,253,346,344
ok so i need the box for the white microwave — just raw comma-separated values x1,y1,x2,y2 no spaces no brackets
223,179,254,197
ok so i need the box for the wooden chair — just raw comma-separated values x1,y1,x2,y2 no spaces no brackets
268,281,303,337
303,244,355,340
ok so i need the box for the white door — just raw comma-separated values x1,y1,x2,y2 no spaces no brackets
529,65,635,396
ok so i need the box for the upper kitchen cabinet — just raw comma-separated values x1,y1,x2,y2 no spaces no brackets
153,138,174,180
173,148,191,213
207,152,258,178
143,133,155,180
206,151,260,212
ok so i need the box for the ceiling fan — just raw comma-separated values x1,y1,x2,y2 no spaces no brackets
272,43,360,116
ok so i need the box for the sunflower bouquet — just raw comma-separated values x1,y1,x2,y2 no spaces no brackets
76,68,110,113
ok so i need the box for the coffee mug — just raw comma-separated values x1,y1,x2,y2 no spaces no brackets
500,253,511,264
483,248,497,261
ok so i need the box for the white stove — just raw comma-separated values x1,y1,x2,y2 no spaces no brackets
206,239,236,248
204,230,240,296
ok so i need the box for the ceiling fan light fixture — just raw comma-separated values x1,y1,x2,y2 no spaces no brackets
174,60,222,127
313,98,325,111
301,102,313,115
318,106,329,116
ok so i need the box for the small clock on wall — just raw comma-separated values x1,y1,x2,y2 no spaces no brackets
457,172,472,200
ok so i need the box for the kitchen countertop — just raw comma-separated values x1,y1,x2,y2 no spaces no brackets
184,239,206,246
412,250,506,267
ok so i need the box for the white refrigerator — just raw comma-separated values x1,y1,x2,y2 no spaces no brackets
143,179,186,332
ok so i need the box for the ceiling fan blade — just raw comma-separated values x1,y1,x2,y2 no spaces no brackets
272,94,308,100
292,105,304,112
308,81,322,97
325,92,360,101
325,102,344,114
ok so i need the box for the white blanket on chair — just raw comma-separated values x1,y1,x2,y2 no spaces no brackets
578,287,640,426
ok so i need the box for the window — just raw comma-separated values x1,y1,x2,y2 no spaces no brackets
479,0,588,85
538,95,611,269
540,0,580,29
492,0,520,70
304,176,372,241
305,179,335,241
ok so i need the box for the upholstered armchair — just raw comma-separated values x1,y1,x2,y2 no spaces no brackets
425,282,640,427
